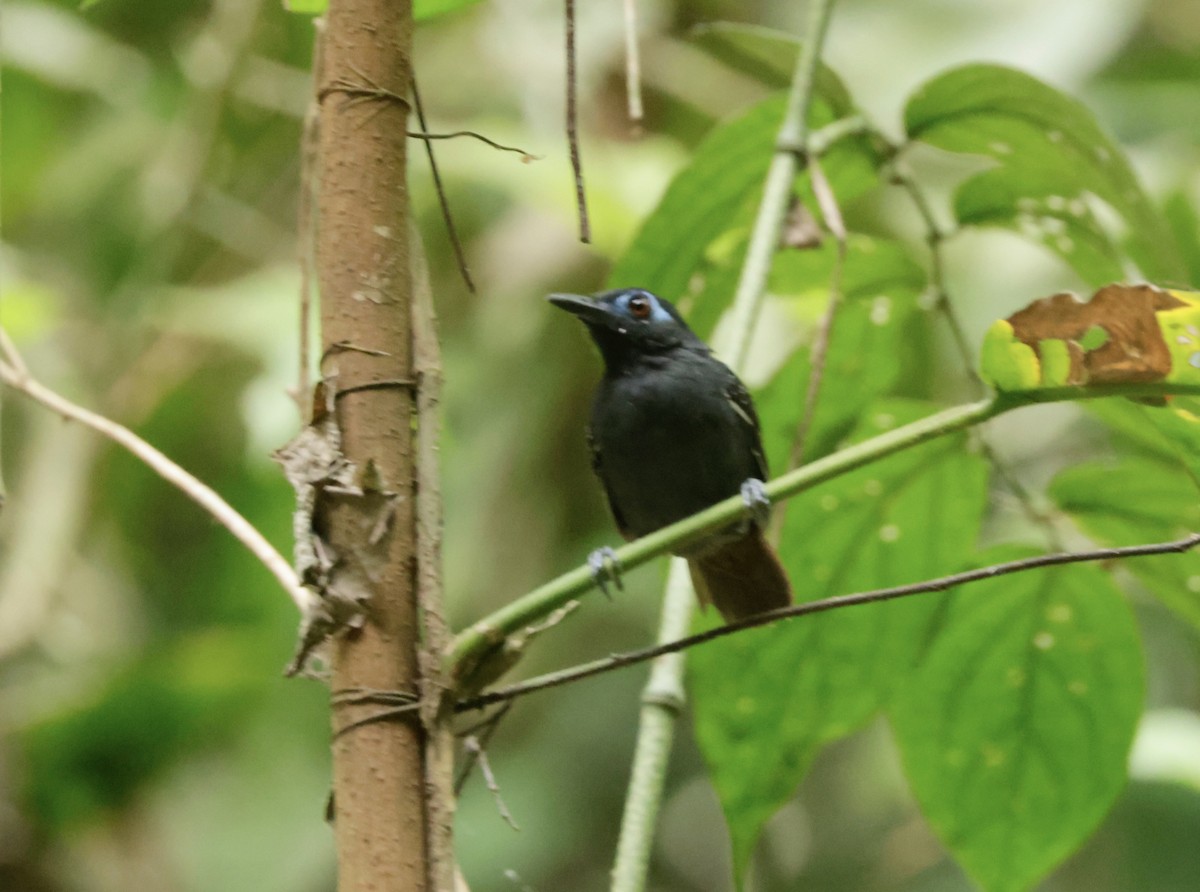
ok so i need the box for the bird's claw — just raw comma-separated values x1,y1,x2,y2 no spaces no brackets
587,546,624,600
740,478,772,530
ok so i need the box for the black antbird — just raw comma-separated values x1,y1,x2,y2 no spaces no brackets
549,287,792,622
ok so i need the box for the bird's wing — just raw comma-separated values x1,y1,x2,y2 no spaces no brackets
587,425,633,538
725,377,769,482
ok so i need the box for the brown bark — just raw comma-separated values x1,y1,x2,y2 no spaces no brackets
315,1,425,889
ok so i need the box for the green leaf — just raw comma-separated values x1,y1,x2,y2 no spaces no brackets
689,22,802,89
1050,456,1200,632
691,401,988,880
1164,190,1200,288
755,236,933,465
282,0,326,13
891,553,1144,892
608,79,880,326
905,64,1183,284
1088,396,1200,482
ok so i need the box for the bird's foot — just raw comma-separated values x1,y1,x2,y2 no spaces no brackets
587,546,624,600
740,478,772,530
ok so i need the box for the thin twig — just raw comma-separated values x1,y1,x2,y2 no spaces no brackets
412,81,475,294
0,331,319,620
454,701,513,794
788,159,847,467
770,159,848,543
462,737,520,831
622,0,644,127
885,137,1064,545
885,150,975,376
407,128,537,160
457,532,1200,712
564,0,590,243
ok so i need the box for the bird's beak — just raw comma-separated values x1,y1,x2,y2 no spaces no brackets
547,292,614,327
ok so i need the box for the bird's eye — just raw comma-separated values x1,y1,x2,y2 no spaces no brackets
627,294,652,320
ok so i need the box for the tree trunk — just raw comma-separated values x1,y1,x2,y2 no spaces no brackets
315,1,425,888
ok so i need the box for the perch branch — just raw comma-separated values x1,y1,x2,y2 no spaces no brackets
458,532,1200,711
0,328,318,619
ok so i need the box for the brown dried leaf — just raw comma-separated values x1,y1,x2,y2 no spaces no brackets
1006,284,1186,385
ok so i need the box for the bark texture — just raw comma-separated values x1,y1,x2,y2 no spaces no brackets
316,1,424,889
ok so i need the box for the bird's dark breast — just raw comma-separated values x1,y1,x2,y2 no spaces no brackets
590,355,760,538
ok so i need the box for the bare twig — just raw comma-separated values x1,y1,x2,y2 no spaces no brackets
788,157,847,468
0,329,319,620
564,0,591,243
769,161,848,542
885,151,975,377
884,138,1065,545
622,0,644,127
457,532,1200,712
412,81,475,294
454,701,513,794
462,737,520,831
407,127,537,160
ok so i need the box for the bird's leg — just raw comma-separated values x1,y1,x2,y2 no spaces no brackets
587,546,624,600
739,478,772,531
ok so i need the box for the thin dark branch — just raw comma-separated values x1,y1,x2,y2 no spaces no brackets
412,79,476,293
565,0,591,242
883,145,974,379
461,737,520,830
787,159,847,463
454,702,511,794
769,157,846,543
407,127,537,159
455,533,1200,711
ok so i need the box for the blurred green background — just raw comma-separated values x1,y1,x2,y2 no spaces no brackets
2,0,1199,890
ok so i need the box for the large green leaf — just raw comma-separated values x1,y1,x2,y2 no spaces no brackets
608,83,880,326
891,554,1144,892
690,401,988,880
1050,456,1200,632
688,22,805,89
905,64,1183,284
1087,397,1200,483
755,236,933,466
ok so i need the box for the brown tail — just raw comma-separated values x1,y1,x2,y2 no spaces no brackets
688,528,792,623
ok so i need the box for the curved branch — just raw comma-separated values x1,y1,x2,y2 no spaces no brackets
456,532,1200,712
446,382,1200,681
0,330,319,620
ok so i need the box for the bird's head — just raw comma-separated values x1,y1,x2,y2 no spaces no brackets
548,288,703,368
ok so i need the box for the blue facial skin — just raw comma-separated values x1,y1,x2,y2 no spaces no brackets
547,288,703,361
610,289,675,325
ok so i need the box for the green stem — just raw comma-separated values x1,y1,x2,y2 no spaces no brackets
443,382,1200,681
609,7,840,886
609,561,693,891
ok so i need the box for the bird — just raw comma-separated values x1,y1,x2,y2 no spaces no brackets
549,287,792,623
